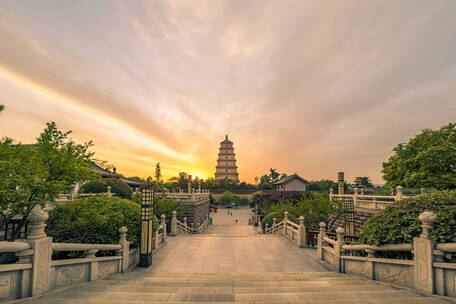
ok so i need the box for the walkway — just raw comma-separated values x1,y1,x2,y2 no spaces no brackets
17,207,454,303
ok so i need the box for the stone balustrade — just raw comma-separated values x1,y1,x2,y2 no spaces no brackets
0,207,168,302
264,212,307,248
329,185,413,210
316,211,456,298
170,211,209,235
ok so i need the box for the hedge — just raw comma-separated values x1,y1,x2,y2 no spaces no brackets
358,190,456,261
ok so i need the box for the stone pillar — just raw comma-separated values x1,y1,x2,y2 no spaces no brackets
317,222,326,260
27,206,52,297
265,223,269,234
413,211,437,294
353,188,358,207
338,172,344,195
171,211,177,235
107,186,112,197
154,228,160,250
283,212,288,235
395,185,403,202
421,188,426,194
272,218,277,234
329,188,333,200
335,227,345,272
299,216,306,248
70,184,77,201
118,226,129,273
161,214,167,240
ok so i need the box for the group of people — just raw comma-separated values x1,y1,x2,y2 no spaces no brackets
227,209,238,224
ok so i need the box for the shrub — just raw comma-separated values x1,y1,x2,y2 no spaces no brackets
239,197,249,206
153,196,185,220
261,211,298,233
46,196,141,255
359,190,456,261
218,191,240,205
106,179,133,199
79,180,107,194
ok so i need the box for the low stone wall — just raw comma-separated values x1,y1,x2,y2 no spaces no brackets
316,212,456,298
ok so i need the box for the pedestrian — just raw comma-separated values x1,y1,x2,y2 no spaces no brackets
235,219,238,224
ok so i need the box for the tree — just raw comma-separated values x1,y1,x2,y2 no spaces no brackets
0,122,96,240
307,179,338,192
353,177,373,190
0,104,4,113
258,168,286,189
155,162,162,182
382,123,456,189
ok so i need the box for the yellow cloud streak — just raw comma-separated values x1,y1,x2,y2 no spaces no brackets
0,64,195,163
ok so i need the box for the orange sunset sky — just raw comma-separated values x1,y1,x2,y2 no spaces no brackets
1,1,456,184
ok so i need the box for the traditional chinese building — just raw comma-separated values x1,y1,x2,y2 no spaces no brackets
215,135,239,182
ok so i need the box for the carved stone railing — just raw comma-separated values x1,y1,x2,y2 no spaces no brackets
0,207,155,302
264,212,307,248
329,186,417,210
316,211,456,298
169,211,209,235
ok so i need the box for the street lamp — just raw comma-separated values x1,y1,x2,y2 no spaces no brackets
139,185,153,267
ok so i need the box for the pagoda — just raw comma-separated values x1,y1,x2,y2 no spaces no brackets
215,135,239,182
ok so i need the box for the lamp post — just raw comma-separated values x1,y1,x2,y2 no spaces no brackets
139,186,153,267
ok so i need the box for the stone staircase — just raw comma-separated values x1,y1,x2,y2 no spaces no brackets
22,271,454,304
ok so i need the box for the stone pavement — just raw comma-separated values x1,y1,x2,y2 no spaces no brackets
15,207,455,303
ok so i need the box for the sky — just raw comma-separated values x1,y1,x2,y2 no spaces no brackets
0,1,455,184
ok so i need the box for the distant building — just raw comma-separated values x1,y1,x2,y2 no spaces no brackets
274,174,309,191
179,172,189,180
215,135,239,182
90,163,144,190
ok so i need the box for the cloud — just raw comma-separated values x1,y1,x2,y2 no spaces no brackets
0,0,456,183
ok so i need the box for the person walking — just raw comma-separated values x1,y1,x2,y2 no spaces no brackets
235,219,238,224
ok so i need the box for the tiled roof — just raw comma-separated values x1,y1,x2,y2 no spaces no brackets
274,174,309,185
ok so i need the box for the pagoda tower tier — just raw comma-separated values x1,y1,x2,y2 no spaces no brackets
215,135,239,182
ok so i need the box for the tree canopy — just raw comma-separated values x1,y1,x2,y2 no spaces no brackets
382,123,456,190
353,177,373,190
0,122,96,240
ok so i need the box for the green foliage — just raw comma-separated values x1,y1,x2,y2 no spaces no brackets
79,180,107,194
153,196,185,219
359,190,456,261
155,162,162,182
238,197,249,205
258,168,287,189
0,122,96,240
106,179,133,199
46,196,141,253
261,193,344,231
382,123,456,189
0,104,4,112
307,179,337,192
218,191,241,204
353,177,373,190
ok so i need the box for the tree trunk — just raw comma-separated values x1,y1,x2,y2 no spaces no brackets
10,217,27,241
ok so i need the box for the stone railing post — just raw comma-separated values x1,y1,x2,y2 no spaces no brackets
395,185,403,202
70,184,77,201
265,223,269,234
154,227,160,250
161,214,167,240
107,185,112,197
317,222,326,260
283,212,288,235
414,211,437,294
183,217,187,232
329,188,333,200
299,216,306,248
353,187,359,206
27,206,52,296
118,226,129,273
171,211,177,235
272,218,277,234
335,227,345,272
421,188,426,194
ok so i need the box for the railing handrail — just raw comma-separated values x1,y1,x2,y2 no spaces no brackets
0,241,31,252
342,243,412,252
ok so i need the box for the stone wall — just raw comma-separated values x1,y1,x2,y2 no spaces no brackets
181,199,210,226
332,207,379,235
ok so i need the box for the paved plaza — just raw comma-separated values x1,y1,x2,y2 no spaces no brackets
16,207,453,303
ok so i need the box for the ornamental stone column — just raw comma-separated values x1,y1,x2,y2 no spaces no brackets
171,211,177,235
335,227,345,272
118,226,129,273
414,211,437,294
299,216,306,248
27,206,52,296
161,214,167,240
317,222,326,260
283,212,288,235
395,185,403,202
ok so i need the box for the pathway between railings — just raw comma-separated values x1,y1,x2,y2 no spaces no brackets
16,207,452,303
